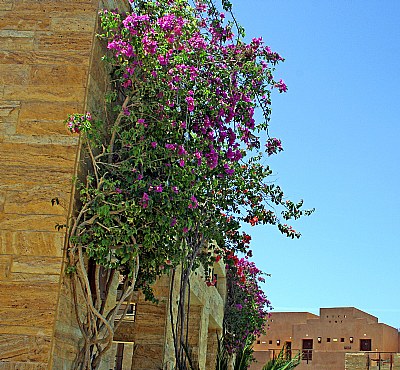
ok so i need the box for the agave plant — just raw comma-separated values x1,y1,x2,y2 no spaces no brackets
262,344,301,370
233,342,254,370
215,335,254,370
216,335,229,370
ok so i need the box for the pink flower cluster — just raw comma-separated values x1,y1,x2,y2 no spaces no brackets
66,112,92,134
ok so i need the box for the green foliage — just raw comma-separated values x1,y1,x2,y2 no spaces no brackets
262,345,301,370
64,0,313,367
68,0,313,300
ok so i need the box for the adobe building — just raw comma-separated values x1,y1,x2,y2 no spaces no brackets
251,307,400,370
0,1,225,369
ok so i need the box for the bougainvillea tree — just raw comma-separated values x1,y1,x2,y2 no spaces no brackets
224,256,271,367
65,0,313,368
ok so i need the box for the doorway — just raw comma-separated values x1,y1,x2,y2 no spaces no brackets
302,339,313,362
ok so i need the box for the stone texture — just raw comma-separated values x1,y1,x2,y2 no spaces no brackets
0,255,11,280
0,2,225,369
0,231,65,257
0,334,51,363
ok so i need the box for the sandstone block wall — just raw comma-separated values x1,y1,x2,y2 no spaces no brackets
0,0,129,368
1,2,226,369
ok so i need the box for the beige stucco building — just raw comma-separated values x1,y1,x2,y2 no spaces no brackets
251,307,400,370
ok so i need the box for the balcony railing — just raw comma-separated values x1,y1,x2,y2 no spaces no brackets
364,352,395,370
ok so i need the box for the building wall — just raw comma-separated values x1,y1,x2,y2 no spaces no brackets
0,1,129,369
251,307,399,370
113,264,226,370
0,2,226,369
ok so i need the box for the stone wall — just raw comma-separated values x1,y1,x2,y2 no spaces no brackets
112,265,226,370
345,353,400,370
0,0,129,369
0,2,226,369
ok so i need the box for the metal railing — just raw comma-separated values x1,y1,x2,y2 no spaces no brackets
365,352,394,370
269,349,311,364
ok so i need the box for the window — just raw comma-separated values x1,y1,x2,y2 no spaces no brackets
257,340,260,344
116,302,136,322
317,337,322,343
350,337,354,343
360,339,372,351
269,340,273,345
327,338,331,342
341,338,345,343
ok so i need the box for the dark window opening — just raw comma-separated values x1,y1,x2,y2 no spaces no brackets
114,343,124,370
341,338,345,343
302,339,313,362
360,339,372,351
327,338,331,342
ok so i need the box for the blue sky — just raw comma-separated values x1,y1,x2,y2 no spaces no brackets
232,1,400,329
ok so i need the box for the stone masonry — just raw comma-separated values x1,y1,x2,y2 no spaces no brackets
0,1,226,369
0,1,129,369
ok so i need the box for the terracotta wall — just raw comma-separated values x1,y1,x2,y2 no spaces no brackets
252,308,400,370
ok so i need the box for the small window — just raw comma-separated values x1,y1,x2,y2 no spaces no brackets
327,338,331,343
269,340,273,345
349,337,354,343
317,337,322,343
341,338,345,342
257,340,261,344
116,302,136,322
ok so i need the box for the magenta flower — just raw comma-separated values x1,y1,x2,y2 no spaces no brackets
177,145,187,156
165,143,177,150
151,141,157,148
275,79,288,93
266,138,283,156
185,96,195,112
141,192,149,208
